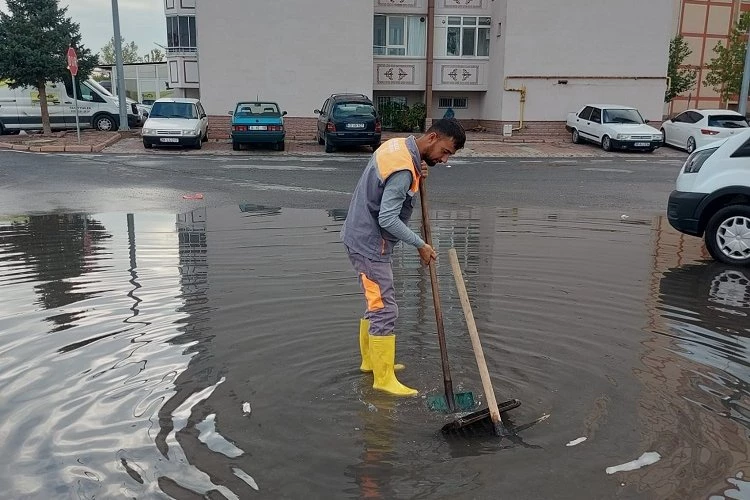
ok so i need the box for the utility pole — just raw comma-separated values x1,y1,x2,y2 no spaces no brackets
111,0,129,131
425,0,435,129
739,28,750,117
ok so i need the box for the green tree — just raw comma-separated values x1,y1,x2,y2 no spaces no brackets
704,11,750,105
100,36,141,64
0,0,98,134
143,48,164,63
665,35,697,102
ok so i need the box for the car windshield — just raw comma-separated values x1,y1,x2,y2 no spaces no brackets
333,103,376,119
149,102,198,119
86,79,114,97
707,115,749,128
603,108,644,124
235,103,280,116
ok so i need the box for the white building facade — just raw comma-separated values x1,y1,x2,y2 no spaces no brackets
164,0,200,99
178,0,673,136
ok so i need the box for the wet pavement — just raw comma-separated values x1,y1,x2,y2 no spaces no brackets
0,205,747,499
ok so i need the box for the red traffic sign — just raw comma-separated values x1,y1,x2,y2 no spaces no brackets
67,47,78,76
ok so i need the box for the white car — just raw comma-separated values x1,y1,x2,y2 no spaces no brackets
667,129,750,266
661,109,748,154
141,98,209,149
566,104,663,152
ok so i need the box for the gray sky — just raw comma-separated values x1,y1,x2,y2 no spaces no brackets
0,0,166,56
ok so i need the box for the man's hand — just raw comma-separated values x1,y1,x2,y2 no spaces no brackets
421,161,429,180
418,244,437,266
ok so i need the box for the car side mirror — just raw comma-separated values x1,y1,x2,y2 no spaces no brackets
314,109,320,114
228,111,234,115
201,113,207,119
644,119,650,124
282,111,287,116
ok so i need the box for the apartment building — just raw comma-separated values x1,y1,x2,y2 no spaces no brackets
164,0,200,98
671,0,750,113
166,1,673,133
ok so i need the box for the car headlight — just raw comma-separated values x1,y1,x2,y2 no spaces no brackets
182,129,195,135
683,147,718,173
653,134,663,141
142,128,155,135
617,134,631,140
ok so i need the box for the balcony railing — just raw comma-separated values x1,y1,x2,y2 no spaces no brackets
166,47,198,55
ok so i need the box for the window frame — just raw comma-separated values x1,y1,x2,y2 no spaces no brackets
373,14,426,57
446,16,491,58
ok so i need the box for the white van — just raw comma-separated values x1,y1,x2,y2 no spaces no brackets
0,77,141,134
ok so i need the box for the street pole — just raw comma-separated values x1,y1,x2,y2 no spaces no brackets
111,0,129,131
72,74,81,143
739,28,750,117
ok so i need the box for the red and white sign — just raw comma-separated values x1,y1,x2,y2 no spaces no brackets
66,47,78,76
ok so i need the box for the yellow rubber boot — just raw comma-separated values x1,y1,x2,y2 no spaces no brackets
359,319,404,372
369,334,417,396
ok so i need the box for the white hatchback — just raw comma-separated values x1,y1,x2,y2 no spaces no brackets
141,98,209,149
661,109,748,154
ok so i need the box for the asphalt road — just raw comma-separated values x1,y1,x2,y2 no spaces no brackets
0,150,684,216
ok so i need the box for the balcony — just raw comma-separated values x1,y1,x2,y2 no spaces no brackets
373,58,427,91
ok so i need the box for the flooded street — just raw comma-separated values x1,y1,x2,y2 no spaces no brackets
0,205,747,499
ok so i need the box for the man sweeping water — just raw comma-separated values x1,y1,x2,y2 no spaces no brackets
341,119,466,396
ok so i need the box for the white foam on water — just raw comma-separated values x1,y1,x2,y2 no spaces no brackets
606,452,661,474
566,437,587,447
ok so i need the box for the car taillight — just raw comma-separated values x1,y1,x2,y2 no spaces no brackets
267,125,284,131
701,128,720,135
233,125,247,131
326,121,336,132
375,119,382,133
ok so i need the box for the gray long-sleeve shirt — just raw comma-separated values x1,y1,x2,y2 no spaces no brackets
378,170,425,249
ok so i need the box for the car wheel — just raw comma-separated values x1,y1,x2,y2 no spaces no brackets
571,129,582,144
194,135,203,150
0,122,5,135
705,205,750,266
371,142,380,152
143,139,152,149
325,136,334,153
232,141,240,151
276,140,285,152
601,135,612,152
317,131,325,145
686,137,696,154
93,114,117,132
660,128,667,146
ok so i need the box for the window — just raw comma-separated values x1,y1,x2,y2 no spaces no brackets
590,108,602,124
63,78,105,103
167,15,197,48
578,107,593,121
708,115,749,128
447,16,491,57
438,97,468,109
150,101,198,119
373,15,426,56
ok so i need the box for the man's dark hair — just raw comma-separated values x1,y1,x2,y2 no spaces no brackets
427,118,466,150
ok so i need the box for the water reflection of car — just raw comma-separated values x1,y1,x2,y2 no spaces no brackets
314,93,381,153
230,102,287,151
667,129,750,266
565,104,662,152
141,98,209,149
661,109,749,153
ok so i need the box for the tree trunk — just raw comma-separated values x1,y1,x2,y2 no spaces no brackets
37,81,52,135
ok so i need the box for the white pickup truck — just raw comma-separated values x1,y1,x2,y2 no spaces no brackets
566,104,663,152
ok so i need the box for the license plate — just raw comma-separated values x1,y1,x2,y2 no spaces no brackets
346,123,366,129
160,137,179,143
248,125,267,130
634,142,649,147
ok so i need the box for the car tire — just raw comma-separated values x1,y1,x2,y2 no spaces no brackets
93,114,117,132
194,135,203,150
0,122,5,135
371,142,380,152
571,129,582,144
687,136,696,154
660,128,667,146
317,131,325,145
705,205,750,266
276,140,285,152
325,136,334,153
232,141,240,151
601,135,612,152
143,139,152,149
